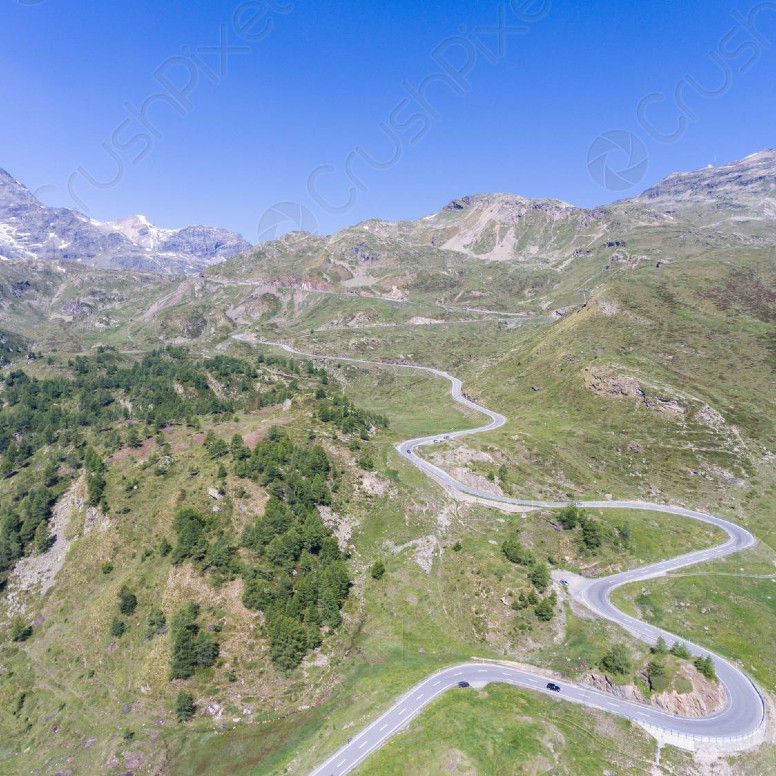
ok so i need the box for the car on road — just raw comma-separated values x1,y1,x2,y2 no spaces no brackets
546,682,561,692
560,579,569,586
457,681,470,688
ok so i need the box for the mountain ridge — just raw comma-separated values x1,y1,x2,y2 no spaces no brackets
2,149,774,282
228,150,775,275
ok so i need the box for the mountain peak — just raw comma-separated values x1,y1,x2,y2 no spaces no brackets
441,192,575,213
104,214,174,251
0,167,40,211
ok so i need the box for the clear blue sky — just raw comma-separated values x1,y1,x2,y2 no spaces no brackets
2,0,774,241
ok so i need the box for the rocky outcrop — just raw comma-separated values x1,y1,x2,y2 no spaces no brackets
650,666,725,717
584,664,726,718
317,505,356,551
582,367,685,416
348,242,381,263
637,149,776,211
445,197,472,211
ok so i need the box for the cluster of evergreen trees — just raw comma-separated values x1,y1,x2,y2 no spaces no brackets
602,638,718,688
204,353,326,409
173,426,352,670
316,391,388,437
556,504,611,550
501,527,557,621
0,347,328,485
169,506,241,579
109,583,139,639
0,347,335,589
169,602,219,680
237,428,350,670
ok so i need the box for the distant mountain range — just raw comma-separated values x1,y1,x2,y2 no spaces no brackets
1,150,774,279
0,168,252,274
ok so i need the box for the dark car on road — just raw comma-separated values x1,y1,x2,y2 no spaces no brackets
546,682,561,692
457,681,470,688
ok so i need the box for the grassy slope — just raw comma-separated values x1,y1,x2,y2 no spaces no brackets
355,247,774,525
162,353,730,776
353,683,662,776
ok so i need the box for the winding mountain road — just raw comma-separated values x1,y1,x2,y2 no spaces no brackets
234,337,767,773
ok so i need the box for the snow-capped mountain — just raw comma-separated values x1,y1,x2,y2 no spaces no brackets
0,169,252,274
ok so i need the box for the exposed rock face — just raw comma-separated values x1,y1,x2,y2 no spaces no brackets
696,404,726,429
5,477,87,614
385,534,440,574
582,367,685,416
445,197,472,211
423,192,594,263
584,665,726,718
317,505,356,551
0,168,251,273
157,224,250,265
584,672,648,704
650,673,726,717
348,242,380,263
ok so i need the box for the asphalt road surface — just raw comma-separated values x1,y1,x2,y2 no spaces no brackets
236,338,766,774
